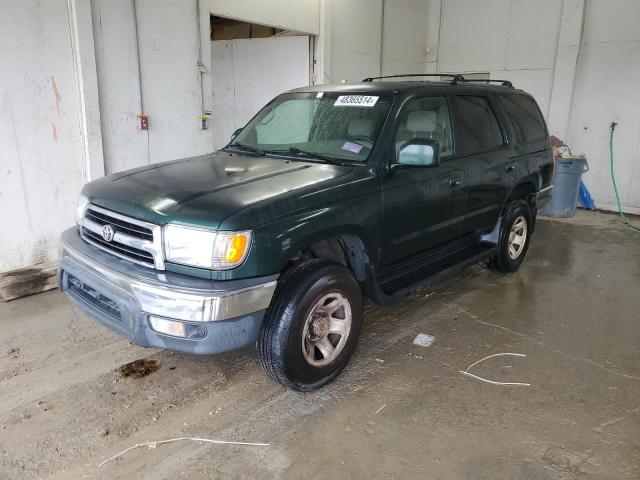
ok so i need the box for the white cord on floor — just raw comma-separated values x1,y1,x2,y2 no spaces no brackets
97,436,270,468
460,352,530,386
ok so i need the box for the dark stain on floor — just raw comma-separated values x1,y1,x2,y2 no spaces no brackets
118,358,160,378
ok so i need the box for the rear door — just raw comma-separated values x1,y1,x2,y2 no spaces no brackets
380,95,466,266
496,93,553,191
452,93,515,235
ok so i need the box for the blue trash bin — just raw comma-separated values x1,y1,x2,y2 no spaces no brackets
540,157,589,217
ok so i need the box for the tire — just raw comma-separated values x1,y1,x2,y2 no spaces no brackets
257,260,364,391
489,199,533,273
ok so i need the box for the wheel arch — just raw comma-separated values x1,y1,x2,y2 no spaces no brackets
503,175,539,213
278,226,375,285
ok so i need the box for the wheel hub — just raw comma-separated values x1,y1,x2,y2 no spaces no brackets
309,314,330,340
508,214,528,260
301,291,352,367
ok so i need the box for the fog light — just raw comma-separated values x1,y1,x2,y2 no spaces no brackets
149,316,186,337
148,316,207,339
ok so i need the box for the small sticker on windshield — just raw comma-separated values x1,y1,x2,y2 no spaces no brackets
334,95,379,107
342,142,364,154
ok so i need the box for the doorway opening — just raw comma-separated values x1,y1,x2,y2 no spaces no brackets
210,16,312,149
211,16,286,40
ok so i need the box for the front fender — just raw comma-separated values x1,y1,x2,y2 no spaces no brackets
257,205,379,273
209,195,381,281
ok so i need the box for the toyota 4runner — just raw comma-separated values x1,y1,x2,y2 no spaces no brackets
59,74,553,391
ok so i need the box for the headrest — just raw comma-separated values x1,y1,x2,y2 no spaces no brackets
407,111,439,133
348,118,374,138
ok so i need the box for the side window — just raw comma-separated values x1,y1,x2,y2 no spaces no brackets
455,95,504,154
500,94,547,143
393,96,453,157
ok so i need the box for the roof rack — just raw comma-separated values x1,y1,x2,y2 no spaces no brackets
362,73,465,83
361,73,514,87
461,79,514,87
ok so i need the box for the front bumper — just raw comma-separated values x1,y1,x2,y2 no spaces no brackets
58,227,278,354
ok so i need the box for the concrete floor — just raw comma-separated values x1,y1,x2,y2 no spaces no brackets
1,211,639,479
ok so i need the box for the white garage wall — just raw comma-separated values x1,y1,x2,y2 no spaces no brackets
317,0,429,83
566,0,640,214
431,0,640,215
92,0,212,174
91,0,147,174
137,0,213,165
382,0,429,75
321,0,383,83
436,0,561,118
0,0,87,272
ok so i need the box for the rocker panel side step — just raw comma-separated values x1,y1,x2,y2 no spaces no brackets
377,236,495,296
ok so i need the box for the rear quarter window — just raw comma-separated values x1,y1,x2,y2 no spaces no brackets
500,94,547,143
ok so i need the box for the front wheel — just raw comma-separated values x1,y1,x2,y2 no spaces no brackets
257,260,364,391
489,199,533,273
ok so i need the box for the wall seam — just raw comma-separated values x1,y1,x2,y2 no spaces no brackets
435,0,443,73
379,0,385,75
623,128,640,206
546,0,566,119
564,0,587,146
131,0,150,166
66,0,88,183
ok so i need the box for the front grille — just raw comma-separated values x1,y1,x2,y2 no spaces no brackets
80,205,163,269
67,274,122,320
85,208,153,241
82,227,155,265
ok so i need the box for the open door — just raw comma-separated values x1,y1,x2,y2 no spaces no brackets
211,36,310,150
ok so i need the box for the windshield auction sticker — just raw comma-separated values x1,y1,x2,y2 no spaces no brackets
342,141,364,153
334,95,379,107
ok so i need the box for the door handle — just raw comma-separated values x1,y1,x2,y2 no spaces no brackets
506,163,516,172
450,178,464,188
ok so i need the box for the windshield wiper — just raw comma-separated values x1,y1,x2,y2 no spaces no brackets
282,147,347,166
226,142,265,156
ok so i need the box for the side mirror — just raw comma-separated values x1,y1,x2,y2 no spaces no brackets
230,128,242,141
394,139,439,168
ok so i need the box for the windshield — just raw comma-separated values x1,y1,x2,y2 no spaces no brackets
232,92,393,162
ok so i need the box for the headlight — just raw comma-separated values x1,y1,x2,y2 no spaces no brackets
76,195,89,225
163,224,217,268
163,224,251,270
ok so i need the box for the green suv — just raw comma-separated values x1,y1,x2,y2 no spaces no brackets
59,74,553,390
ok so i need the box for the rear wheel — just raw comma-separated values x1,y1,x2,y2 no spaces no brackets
257,260,363,391
489,199,532,273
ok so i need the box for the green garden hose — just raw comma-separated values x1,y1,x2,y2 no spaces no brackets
609,122,640,232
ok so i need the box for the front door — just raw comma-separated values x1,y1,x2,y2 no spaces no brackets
380,95,466,266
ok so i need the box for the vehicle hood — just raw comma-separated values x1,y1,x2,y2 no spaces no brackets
84,152,353,229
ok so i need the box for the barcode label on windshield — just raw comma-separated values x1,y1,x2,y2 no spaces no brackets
334,95,379,107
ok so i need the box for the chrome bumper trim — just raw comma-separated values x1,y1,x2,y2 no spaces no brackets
536,185,554,208
60,228,277,322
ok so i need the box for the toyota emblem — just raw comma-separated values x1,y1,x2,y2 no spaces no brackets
102,224,115,242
